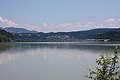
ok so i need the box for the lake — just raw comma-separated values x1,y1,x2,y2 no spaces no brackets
0,42,120,80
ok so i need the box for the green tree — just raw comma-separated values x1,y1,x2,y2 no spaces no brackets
85,47,120,80
0,29,14,42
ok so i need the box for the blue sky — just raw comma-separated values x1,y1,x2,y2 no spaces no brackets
0,0,120,32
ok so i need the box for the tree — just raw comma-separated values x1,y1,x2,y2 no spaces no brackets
0,29,14,42
85,47,120,80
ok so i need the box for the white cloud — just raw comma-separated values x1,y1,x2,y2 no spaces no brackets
104,18,116,23
103,18,120,28
0,17,120,32
0,17,20,27
42,23,48,27
84,22,96,28
37,18,120,32
36,22,97,32
118,19,120,22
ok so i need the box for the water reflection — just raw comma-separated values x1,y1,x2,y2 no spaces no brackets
0,42,117,64
9,42,116,52
0,42,119,80
0,43,11,53
0,54,19,64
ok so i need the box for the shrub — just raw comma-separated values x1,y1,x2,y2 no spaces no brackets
85,47,120,80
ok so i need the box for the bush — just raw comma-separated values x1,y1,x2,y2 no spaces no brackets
85,47,120,80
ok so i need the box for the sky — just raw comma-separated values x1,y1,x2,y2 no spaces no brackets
0,0,120,32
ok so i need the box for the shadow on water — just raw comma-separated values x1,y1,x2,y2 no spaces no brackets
9,42,117,54
0,42,118,55
0,43,12,53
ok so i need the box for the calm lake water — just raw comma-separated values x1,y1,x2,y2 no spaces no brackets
0,42,120,80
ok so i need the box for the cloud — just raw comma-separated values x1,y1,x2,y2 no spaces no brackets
36,22,97,32
103,18,120,28
118,19,120,22
37,18,120,32
104,18,116,23
0,17,120,32
0,17,20,27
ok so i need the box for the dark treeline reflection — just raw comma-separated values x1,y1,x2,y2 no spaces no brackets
0,43,11,53
0,42,117,54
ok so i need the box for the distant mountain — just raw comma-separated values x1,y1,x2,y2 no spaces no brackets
4,27,38,33
0,27,2,29
13,28,120,42
1,27,120,42
63,28,113,39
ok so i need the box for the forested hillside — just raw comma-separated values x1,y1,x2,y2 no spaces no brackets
96,30,120,41
1,27,120,42
13,28,120,42
0,29,14,42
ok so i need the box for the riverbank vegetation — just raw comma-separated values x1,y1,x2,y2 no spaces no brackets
86,47,120,80
0,29,14,42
